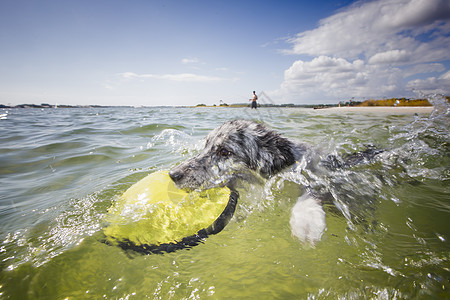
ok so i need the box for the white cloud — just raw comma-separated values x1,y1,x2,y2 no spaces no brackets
121,72,139,79
276,56,404,102
275,0,450,103
181,57,200,64
285,0,450,60
156,73,222,82
118,72,224,82
407,70,450,94
368,50,410,65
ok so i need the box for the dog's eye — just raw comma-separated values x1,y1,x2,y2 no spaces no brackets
218,148,231,157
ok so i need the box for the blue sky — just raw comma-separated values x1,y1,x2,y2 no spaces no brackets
1,0,449,106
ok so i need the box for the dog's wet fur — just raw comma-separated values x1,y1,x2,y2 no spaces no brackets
170,119,381,244
169,119,308,190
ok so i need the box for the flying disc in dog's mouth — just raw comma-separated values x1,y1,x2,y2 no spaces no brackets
104,171,238,254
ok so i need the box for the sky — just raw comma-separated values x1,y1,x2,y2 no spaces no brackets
0,0,449,106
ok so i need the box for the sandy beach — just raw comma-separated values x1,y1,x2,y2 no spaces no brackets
321,106,433,114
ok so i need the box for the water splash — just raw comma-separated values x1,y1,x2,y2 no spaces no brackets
264,95,449,231
1,192,107,269
387,95,449,181
151,128,203,157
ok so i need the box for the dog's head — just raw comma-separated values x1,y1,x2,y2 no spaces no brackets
169,119,305,190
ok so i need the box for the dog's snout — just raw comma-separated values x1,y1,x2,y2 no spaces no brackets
169,169,184,182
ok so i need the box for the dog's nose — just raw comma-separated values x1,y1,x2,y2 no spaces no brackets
169,169,184,182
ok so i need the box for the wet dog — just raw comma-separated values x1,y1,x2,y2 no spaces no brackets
169,119,326,243
169,119,307,189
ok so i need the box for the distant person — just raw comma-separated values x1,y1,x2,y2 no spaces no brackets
249,91,258,109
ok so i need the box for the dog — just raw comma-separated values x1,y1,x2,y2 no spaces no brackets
169,119,328,244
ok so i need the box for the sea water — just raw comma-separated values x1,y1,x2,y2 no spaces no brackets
0,97,448,299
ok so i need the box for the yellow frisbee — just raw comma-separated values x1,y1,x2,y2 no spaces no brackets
104,170,237,253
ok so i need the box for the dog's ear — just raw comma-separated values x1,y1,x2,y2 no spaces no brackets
256,134,297,176
271,137,297,174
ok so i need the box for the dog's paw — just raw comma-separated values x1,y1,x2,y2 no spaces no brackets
289,194,326,244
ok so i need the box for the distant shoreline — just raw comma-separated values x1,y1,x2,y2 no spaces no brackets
1,96,447,110
0,104,436,113
0,103,121,109
320,106,433,113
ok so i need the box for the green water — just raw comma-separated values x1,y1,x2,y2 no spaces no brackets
0,99,448,299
